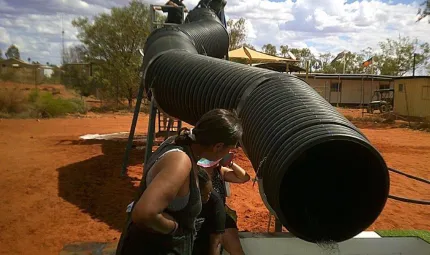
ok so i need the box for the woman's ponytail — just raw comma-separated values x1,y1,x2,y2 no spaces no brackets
174,127,195,146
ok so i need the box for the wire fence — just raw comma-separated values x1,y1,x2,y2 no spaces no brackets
0,65,61,85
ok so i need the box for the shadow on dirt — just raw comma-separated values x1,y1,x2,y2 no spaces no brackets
56,138,146,231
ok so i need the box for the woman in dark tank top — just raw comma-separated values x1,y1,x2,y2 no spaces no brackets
116,109,242,255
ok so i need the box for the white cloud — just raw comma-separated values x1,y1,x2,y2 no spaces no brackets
244,19,257,40
0,0,428,68
226,0,429,59
0,27,11,45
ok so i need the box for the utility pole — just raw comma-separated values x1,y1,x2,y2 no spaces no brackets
342,53,346,74
305,60,309,81
61,13,65,66
412,53,417,76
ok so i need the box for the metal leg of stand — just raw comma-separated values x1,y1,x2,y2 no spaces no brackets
166,118,174,138
121,83,146,176
144,99,157,165
275,218,282,232
157,109,161,133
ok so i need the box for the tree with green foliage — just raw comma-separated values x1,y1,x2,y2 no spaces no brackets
375,36,430,76
227,18,247,51
332,52,365,74
0,49,3,60
289,48,318,71
5,45,20,59
262,44,277,55
290,48,313,60
72,0,154,108
319,52,335,73
280,45,289,57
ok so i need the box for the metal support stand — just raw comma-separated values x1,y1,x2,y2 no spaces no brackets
121,4,185,176
144,99,157,164
275,218,282,232
121,81,146,176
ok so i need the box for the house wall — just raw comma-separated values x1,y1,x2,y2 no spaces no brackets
394,78,430,118
0,59,45,84
303,77,394,105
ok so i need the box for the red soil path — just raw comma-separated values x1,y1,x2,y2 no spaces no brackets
0,113,429,255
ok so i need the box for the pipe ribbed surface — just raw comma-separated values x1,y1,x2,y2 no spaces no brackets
240,75,389,242
178,20,228,58
141,7,390,243
142,8,228,86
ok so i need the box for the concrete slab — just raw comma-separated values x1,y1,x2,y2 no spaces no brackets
353,231,381,238
59,232,430,255
222,233,430,255
79,132,147,142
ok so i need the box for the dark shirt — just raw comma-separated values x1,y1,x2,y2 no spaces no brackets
193,191,225,255
162,0,186,24
211,166,227,204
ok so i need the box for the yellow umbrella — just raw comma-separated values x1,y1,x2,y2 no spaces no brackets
228,46,298,64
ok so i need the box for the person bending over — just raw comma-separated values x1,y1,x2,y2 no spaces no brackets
195,0,227,27
154,0,189,24
116,109,242,255
200,153,250,255
193,170,225,255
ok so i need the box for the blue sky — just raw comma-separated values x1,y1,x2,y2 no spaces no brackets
0,0,428,65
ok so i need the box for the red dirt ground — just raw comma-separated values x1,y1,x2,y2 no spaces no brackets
0,113,429,255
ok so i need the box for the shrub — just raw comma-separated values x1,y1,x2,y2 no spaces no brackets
0,88,87,118
0,89,28,114
28,89,39,103
30,92,87,118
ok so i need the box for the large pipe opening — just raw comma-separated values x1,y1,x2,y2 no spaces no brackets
278,139,389,242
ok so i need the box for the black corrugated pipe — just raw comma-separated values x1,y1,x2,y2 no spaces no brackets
141,7,390,243
142,8,228,86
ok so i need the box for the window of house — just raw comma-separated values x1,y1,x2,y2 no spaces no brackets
398,84,404,92
423,86,430,100
331,82,342,92
379,83,390,90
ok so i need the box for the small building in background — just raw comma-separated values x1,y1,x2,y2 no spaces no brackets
41,65,54,78
294,73,395,106
0,58,45,84
393,76,430,118
293,73,430,119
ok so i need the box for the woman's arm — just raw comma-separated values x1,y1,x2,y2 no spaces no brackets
221,163,250,183
208,192,225,255
209,234,223,255
131,151,192,234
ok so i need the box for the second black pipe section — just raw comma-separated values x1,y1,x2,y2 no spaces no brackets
142,7,390,243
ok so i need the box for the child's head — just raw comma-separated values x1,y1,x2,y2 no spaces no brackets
198,169,212,203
